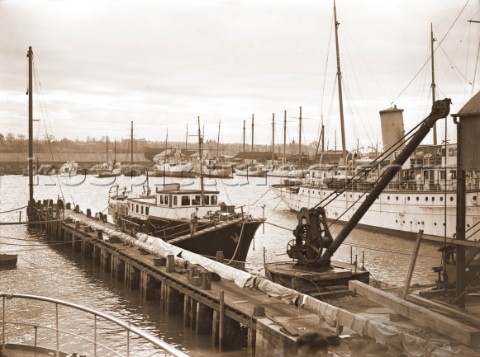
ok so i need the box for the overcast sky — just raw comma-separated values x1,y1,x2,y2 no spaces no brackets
1,0,479,151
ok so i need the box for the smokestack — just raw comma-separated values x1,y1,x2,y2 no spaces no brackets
379,105,404,160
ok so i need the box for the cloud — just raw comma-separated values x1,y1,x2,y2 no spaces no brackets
0,0,478,150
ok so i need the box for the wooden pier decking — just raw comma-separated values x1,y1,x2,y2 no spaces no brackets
33,200,480,357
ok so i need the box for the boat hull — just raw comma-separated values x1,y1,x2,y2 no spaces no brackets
114,213,263,262
0,254,17,268
148,169,195,178
271,184,480,240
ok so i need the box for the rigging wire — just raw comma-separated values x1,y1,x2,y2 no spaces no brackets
313,117,422,211
390,0,472,106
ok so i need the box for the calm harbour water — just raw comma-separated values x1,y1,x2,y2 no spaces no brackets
0,174,442,355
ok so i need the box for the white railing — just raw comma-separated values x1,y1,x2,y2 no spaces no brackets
1,293,189,357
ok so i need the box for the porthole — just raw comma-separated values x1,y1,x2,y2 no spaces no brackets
387,196,390,200
407,197,411,201
425,197,428,201
434,222,437,226
416,197,419,201
432,197,435,202
474,196,477,201
467,224,470,228
396,220,398,223
440,197,444,201
450,197,454,202
403,220,405,223
396,196,399,201
350,194,352,198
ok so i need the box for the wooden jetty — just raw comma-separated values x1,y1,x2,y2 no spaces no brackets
32,200,480,356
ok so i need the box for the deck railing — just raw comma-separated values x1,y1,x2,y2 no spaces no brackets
0,293,189,357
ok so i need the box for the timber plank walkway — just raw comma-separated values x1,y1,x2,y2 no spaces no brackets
34,201,480,356
37,203,346,356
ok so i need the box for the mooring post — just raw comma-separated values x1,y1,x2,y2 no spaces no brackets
166,254,175,273
216,251,224,264
200,271,211,290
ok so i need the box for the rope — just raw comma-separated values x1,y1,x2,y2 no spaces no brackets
250,187,270,206
0,206,27,214
226,221,246,264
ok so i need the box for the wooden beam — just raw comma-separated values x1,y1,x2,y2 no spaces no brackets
406,294,480,328
402,230,423,299
420,234,480,248
349,280,480,347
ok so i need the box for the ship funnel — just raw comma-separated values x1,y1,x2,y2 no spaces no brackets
379,106,405,159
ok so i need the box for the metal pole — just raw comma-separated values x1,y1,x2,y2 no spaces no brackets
127,327,130,357
431,23,437,145
55,303,59,357
456,118,466,308
2,296,5,349
94,314,97,357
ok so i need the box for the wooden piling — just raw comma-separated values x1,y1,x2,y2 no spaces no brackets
184,296,191,328
219,290,224,352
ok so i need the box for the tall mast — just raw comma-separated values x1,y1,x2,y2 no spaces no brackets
283,110,287,163
106,136,109,163
27,46,34,204
431,23,437,145
334,1,347,166
251,114,254,152
185,124,188,152
298,106,302,167
165,129,168,152
197,116,205,205
243,120,246,153
216,120,221,158
130,121,134,165
272,113,275,161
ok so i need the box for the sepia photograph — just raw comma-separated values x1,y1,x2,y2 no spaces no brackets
0,0,479,355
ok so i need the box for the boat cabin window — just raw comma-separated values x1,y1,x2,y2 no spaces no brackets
141,206,144,214
160,195,164,204
192,195,201,205
173,196,178,206
181,195,190,206
136,205,139,213
211,195,217,205
146,207,149,215
165,195,169,205
204,195,210,205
